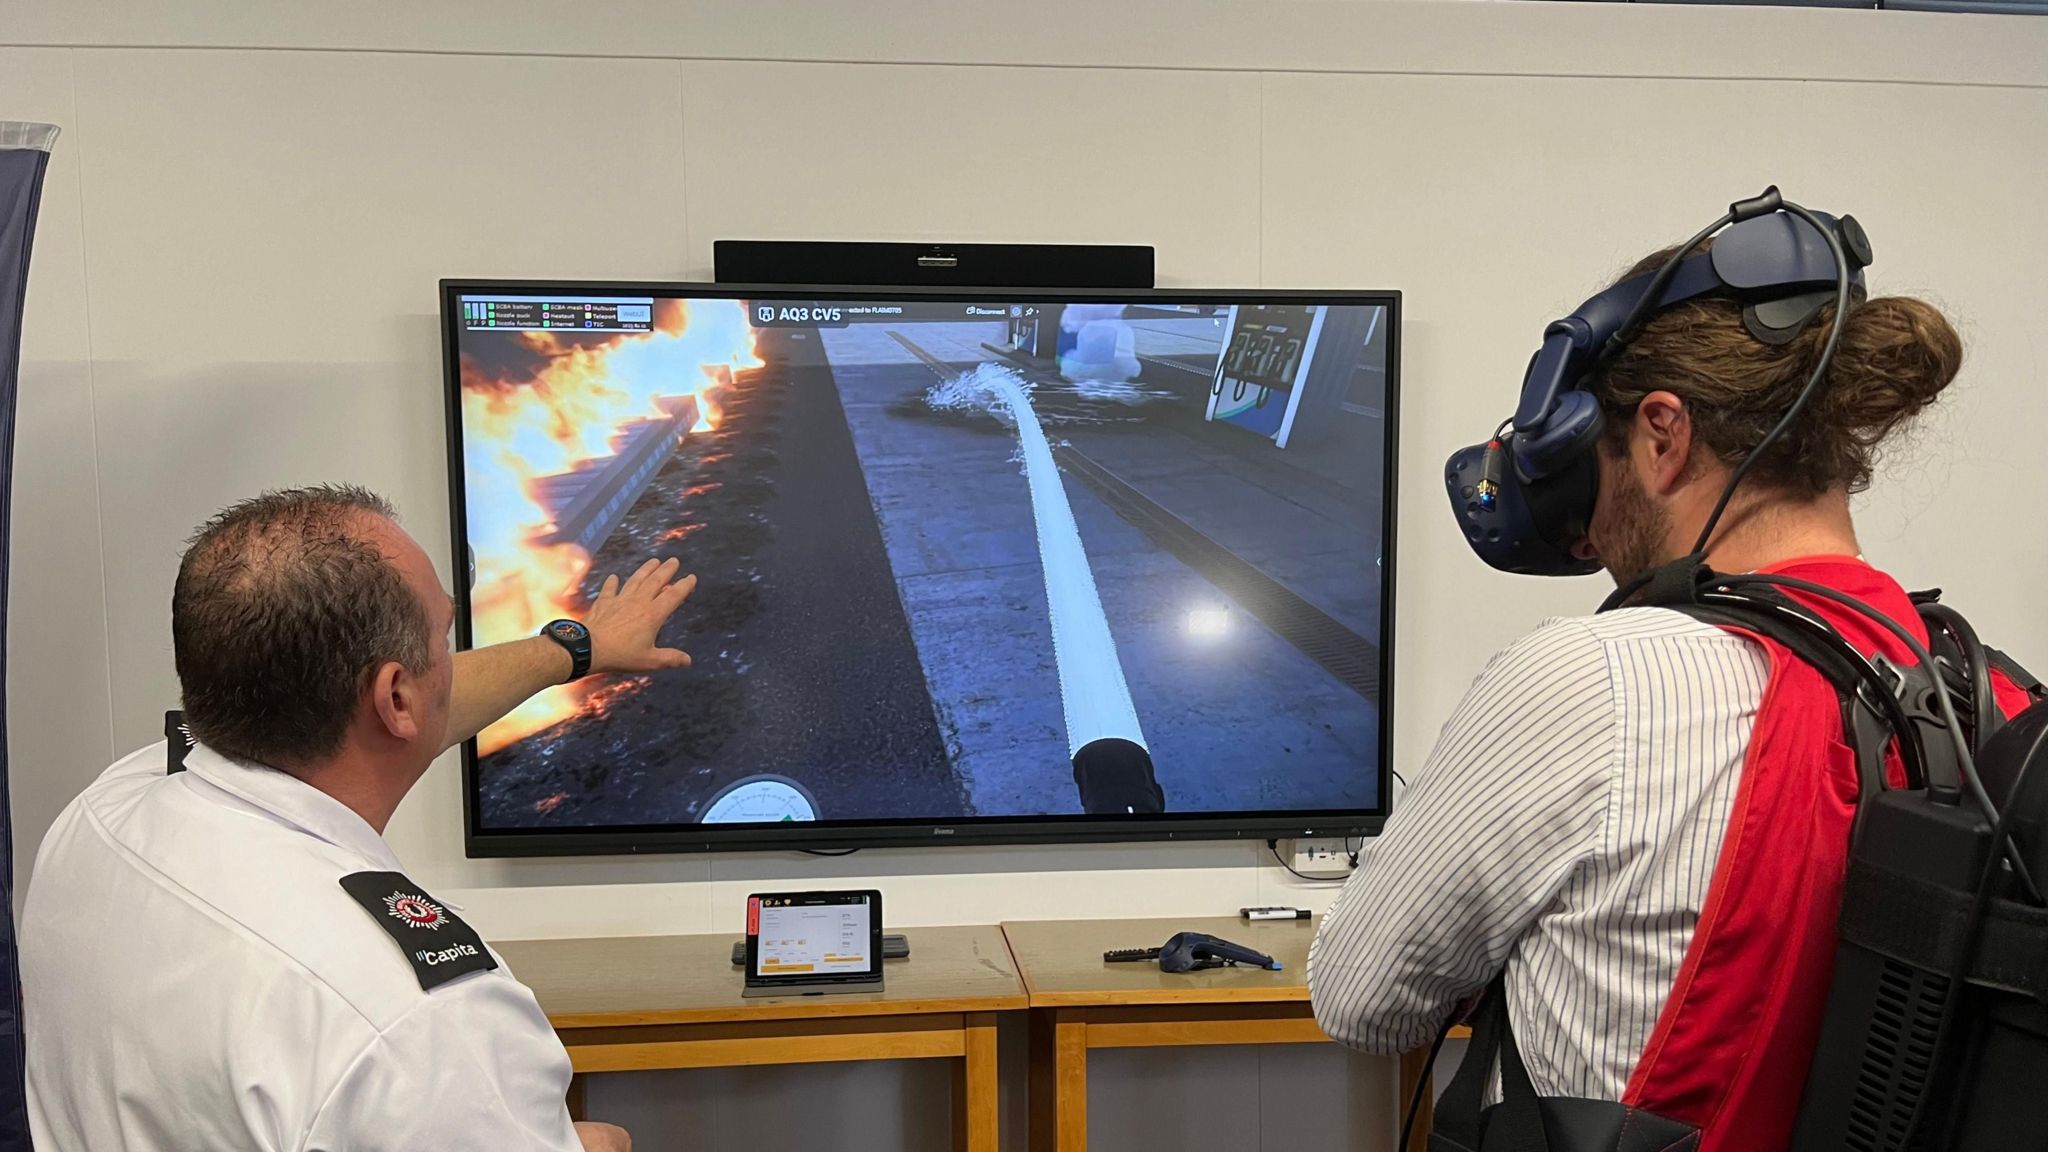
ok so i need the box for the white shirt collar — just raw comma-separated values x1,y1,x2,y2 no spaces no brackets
182,744,404,873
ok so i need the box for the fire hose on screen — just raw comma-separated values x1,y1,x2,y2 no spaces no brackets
961,364,1165,815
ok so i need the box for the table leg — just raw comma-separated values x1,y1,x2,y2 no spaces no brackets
953,1012,1000,1152
566,1072,588,1122
1029,1010,1088,1152
1397,1045,1434,1152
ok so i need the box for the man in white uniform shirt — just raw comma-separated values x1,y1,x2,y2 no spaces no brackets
22,485,698,1151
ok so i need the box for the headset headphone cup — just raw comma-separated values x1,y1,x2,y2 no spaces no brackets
1447,189,1869,578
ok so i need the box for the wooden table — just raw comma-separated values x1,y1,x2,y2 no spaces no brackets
494,925,1026,1152
1003,917,1463,1152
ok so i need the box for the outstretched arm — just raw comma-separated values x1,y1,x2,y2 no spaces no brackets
444,558,697,752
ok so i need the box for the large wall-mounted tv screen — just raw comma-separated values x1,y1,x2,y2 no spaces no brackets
442,282,1399,855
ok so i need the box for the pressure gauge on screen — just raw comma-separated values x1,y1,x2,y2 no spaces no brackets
700,774,822,824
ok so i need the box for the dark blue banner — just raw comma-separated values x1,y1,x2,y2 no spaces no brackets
0,121,59,1152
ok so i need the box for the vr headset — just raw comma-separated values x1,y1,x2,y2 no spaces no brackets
1445,187,1872,577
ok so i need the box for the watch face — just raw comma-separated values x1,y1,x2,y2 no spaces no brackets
548,620,589,643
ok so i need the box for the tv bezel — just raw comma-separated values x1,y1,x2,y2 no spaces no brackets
441,280,1401,857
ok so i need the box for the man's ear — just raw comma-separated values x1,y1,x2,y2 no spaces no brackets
1634,390,1695,495
368,661,423,743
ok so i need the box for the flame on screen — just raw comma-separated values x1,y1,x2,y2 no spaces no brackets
462,298,762,754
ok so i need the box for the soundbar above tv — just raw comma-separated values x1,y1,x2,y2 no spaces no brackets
442,280,1399,855
713,240,1154,289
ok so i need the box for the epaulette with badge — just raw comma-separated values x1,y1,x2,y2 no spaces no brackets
340,872,500,991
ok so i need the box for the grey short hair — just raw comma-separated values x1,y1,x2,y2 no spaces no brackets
172,484,432,770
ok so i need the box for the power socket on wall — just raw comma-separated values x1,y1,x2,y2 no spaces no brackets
1281,838,1354,879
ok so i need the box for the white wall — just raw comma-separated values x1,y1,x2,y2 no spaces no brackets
5,2,2046,1149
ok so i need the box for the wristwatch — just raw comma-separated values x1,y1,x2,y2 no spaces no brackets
539,619,592,683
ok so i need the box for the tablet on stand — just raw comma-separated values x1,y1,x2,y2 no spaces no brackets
743,890,885,998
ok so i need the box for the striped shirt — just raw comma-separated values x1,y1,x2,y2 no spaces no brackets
1308,607,1772,1099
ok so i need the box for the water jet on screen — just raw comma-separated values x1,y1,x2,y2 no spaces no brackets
925,363,1160,814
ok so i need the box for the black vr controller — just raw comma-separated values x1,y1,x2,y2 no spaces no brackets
1158,931,1281,973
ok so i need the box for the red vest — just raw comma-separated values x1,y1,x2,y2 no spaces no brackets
1620,557,2033,1151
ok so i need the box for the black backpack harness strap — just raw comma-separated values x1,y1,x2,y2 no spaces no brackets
1428,969,1703,1152
1672,592,1944,805
1430,972,1550,1152
1834,853,2048,1002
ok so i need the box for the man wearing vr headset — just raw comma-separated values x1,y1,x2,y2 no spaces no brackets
1308,194,2037,1150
